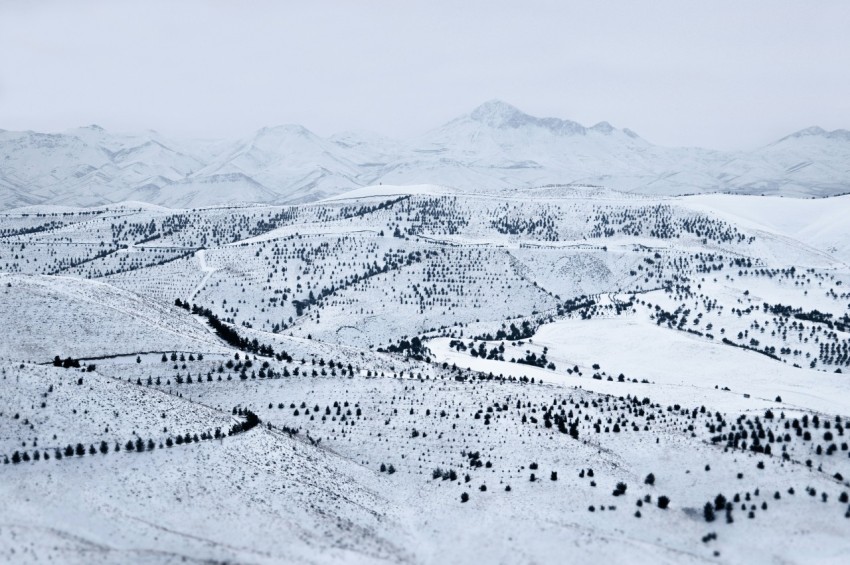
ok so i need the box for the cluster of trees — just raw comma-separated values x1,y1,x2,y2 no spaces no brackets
450,298,596,364
700,489,788,524
764,302,849,333
52,356,80,368
175,298,290,361
497,320,535,341
432,467,458,481
52,356,96,372
589,204,753,245
513,348,555,370
228,408,260,435
381,336,428,361
0,220,65,238
160,351,204,363
449,340,505,361
4,428,224,465
721,337,782,361
710,410,849,463
402,196,469,236
556,296,596,317
490,210,560,241
337,196,408,220
289,248,422,318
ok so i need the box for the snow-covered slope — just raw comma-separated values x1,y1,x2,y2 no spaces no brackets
679,193,850,264
0,273,230,361
3,191,850,563
2,101,848,209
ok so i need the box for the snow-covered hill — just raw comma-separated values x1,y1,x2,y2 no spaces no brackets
0,273,231,361
3,190,850,563
2,101,848,209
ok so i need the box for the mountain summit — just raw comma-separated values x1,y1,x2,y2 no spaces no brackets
466,99,593,136
468,99,530,128
781,126,850,142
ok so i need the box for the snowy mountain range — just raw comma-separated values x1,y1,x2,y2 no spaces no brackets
1,100,848,209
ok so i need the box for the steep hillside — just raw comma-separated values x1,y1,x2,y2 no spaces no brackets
0,273,230,361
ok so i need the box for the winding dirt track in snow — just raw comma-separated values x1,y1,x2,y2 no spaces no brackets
189,249,216,302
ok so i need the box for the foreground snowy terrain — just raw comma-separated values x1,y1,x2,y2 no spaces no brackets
2,183,850,564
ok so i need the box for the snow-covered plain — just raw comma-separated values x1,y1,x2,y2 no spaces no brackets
2,184,850,564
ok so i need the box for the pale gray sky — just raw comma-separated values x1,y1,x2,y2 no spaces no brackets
1,0,848,149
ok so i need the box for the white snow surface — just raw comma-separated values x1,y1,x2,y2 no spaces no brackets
2,186,850,564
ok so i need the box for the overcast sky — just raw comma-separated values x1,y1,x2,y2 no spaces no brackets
1,0,848,149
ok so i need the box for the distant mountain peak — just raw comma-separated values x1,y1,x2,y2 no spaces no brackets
785,126,850,141
257,124,313,137
794,126,827,137
469,99,527,127
465,100,598,136
590,121,615,134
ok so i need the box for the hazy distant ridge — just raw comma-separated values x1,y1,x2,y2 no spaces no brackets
1,100,848,209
